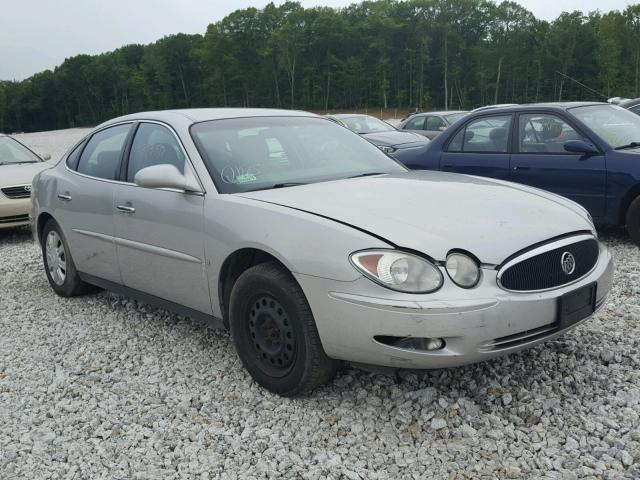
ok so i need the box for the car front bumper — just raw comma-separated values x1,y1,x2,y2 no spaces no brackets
0,197,31,229
295,242,614,369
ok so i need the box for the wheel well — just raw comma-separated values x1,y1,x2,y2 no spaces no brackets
620,184,640,225
36,212,54,243
218,248,286,328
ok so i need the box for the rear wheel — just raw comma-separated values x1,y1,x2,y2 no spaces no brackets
626,196,640,246
41,219,94,297
229,261,338,396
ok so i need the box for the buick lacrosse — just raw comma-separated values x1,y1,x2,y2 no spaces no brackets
31,109,614,395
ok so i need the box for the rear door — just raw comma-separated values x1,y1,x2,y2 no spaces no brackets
113,122,211,314
510,112,606,219
55,123,132,283
439,114,513,180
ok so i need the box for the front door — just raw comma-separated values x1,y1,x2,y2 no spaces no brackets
113,122,211,314
510,113,606,219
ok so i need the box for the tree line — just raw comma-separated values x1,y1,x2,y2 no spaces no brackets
2,0,640,133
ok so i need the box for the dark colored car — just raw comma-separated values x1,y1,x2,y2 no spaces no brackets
619,98,640,116
397,111,468,139
326,114,430,164
398,102,640,244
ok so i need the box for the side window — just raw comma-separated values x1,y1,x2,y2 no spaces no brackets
405,116,425,130
425,116,446,131
447,115,512,153
629,105,640,116
65,140,86,170
127,123,186,183
518,114,581,153
77,124,131,180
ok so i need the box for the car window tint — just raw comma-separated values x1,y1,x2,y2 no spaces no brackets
127,123,186,182
77,124,131,180
447,115,512,153
629,105,640,116
405,116,425,130
65,141,85,170
425,116,445,130
519,114,581,153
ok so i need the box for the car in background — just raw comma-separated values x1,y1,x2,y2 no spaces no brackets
397,110,468,139
31,108,612,395
325,114,430,163
618,98,640,116
0,134,52,229
397,102,640,245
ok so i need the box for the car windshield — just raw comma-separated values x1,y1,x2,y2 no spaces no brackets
0,137,41,165
190,116,406,193
570,104,640,148
444,112,467,124
338,116,395,134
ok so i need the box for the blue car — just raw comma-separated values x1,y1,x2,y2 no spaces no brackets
326,114,430,164
399,102,640,245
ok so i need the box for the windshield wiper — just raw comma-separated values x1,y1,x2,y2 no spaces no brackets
615,142,640,150
348,172,387,179
271,182,307,189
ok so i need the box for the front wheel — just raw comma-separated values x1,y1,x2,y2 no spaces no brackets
229,262,338,396
626,196,640,246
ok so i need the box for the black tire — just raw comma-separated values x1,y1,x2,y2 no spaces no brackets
626,196,640,246
229,261,338,396
41,219,94,297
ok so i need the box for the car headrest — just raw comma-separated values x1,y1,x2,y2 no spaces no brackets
489,127,507,141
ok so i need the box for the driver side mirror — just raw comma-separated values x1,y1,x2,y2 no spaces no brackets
563,140,598,155
438,126,447,132
40,152,51,161
134,164,201,193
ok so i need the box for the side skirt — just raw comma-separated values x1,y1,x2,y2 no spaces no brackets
78,272,225,330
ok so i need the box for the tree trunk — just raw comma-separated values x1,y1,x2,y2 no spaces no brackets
444,35,448,110
494,56,503,104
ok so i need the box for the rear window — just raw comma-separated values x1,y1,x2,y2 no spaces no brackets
76,124,131,180
447,115,512,153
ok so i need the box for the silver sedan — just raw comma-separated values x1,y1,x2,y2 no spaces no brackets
31,109,614,395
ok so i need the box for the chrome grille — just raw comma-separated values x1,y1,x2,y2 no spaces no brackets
498,235,599,292
1,185,31,199
0,214,29,224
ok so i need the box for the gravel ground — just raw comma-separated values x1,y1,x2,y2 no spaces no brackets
0,132,639,479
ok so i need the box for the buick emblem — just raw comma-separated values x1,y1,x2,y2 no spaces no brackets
561,252,576,275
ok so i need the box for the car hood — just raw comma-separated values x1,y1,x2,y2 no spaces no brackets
0,162,51,186
361,131,429,148
237,171,594,265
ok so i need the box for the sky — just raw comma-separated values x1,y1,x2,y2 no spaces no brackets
0,0,634,81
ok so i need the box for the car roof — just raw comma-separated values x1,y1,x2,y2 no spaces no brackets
328,113,377,119
468,102,607,115
412,110,467,116
618,98,640,108
98,108,317,128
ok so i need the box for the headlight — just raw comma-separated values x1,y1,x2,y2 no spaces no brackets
445,252,480,288
378,145,396,154
350,250,443,293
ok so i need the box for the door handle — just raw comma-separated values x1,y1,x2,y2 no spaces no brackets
116,204,136,214
512,165,530,171
57,193,72,201
441,164,454,169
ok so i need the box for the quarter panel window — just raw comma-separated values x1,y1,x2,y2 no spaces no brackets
77,124,131,180
405,116,425,130
518,114,581,153
425,116,445,130
65,141,86,170
127,123,186,183
447,115,512,153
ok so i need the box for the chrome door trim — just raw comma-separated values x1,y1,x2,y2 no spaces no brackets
114,236,203,264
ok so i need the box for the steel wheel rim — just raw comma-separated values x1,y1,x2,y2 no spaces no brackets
247,295,296,377
46,231,67,286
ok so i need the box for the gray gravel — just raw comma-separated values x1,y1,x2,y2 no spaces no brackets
1,132,639,479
